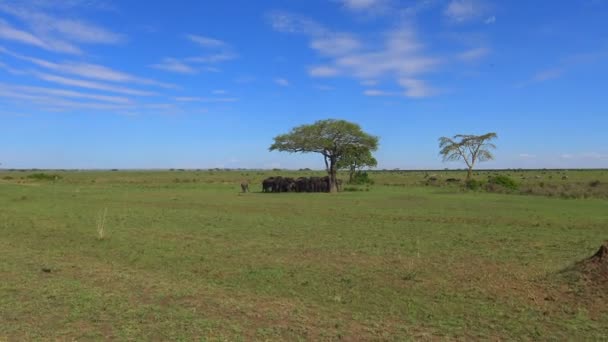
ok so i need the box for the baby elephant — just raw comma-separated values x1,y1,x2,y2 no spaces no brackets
240,181,249,193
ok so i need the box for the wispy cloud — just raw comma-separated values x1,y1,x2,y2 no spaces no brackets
151,58,198,74
517,68,563,87
186,34,227,48
484,16,496,24
0,19,79,54
0,46,174,88
338,0,389,11
518,153,536,159
458,47,490,62
174,96,238,103
444,0,488,23
0,83,131,104
309,65,340,77
35,73,156,96
399,78,438,98
363,89,395,96
185,52,237,64
533,68,563,82
0,2,123,54
269,12,441,97
152,34,237,74
275,78,290,87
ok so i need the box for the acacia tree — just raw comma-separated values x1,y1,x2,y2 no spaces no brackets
337,147,378,183
270,119,379,193
438,133,497,181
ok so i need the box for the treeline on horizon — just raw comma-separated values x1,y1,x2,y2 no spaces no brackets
1,168,607,172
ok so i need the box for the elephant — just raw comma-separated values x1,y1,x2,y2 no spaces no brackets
264,175,342,193
262,177,275,193
295,177,309,192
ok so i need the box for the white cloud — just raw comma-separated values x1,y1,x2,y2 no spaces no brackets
151,58,197,74
152,33,236,75
363,89,395,96
269,13,442,97
518,153,536,158
360,80,378,86
0,87,132,111
174,96,238,103
267,11,324,35
212,89,226,94
399,78,437,98
186,34,227,48
339,0,387,10
533,68,562,82
0,47,173,88
186,53,237,63
0,83,130,104
0,3,123,54
517,68,564,88
275,78,290,86
35,72,156,96
458,47,490,62
309,65,340,77
0,19,79,54
484,16,496,24
444,0,485,23
310,33,361,56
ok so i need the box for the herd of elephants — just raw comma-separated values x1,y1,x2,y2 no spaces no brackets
253,176,343,193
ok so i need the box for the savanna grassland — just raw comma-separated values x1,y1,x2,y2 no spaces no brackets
1,169,607,340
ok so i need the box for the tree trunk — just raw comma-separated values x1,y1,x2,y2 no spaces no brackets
329,157,338,193
466,167,473,181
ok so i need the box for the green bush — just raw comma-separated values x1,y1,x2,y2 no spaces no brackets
349,171,374,185
488,175,518,190
465,179,482,190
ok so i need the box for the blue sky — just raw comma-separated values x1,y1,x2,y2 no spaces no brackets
0,0,607,169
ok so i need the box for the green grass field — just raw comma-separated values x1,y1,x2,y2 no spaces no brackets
1,170,607,340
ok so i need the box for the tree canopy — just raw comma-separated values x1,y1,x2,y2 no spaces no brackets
438,133,497,180
336,147,378,183
270,119,379,192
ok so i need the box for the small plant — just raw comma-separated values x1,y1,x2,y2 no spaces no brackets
96,208,108,240
589,180,601,188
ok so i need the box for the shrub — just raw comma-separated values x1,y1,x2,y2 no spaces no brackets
2,176,13,180
350,171,374,185
488,175,518,190
26,173,62,181
590,180,601,187
465,179,482,190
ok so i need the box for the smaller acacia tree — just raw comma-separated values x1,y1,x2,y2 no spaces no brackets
337,147,377,184
270,119,378,193
438,133,497,181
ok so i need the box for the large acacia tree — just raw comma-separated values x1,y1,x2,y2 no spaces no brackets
270,119,379,193
438,133,498,181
